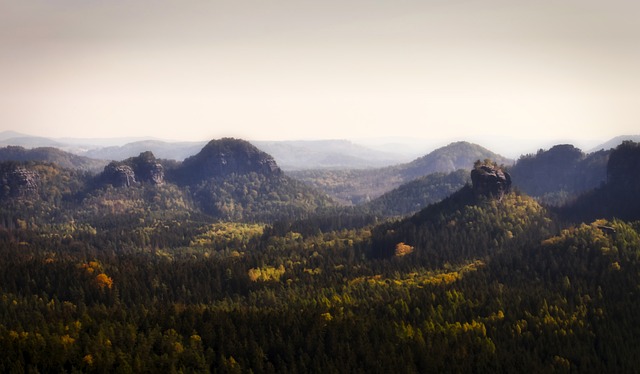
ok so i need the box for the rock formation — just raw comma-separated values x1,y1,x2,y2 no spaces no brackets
130,151,165,185
471,162,511,199
174,138,281,184
0,165,39,199
102,162,137,188
100,151,165,188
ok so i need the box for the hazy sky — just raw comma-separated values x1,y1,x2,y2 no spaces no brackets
1,0,639,149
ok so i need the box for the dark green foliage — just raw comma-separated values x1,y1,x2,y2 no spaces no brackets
606,140,640,189
365,169,469,216
370,188,554,263
2,194,640,372
509,145,609,205
191,172,334,222
561,141,640,222
0,162,91,228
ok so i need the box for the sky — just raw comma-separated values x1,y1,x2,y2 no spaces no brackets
1,0,639,154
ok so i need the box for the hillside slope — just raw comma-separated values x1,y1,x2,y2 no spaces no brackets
364,169,470,217
0,146,106,172
509,144,609,205
561,141,640,222
291,141,512,205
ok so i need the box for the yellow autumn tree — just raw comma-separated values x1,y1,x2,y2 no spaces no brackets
95,273,113,290
395,242,414,257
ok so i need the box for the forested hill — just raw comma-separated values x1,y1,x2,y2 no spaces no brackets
170,138,282,185
166,138,334,221
560,140,640,222
290,141,512,205
369,161,548,261
400,141,511,180
509,144,609,205
0,138,336,224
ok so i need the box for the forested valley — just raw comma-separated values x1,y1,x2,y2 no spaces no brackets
0,139,639,372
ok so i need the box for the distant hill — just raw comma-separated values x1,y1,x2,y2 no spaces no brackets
590,135,640,152
0,132,168,154
0,136,68,149
1,131,411,170
252,140,410,170
0,131,29,141
400,141,512,180
168,138,334,221
509,144,609,205
82,140,207,161
0,146,106,172
170,138,282,184
290,141,512,205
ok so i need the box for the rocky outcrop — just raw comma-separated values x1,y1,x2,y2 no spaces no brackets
138,160,164,185
471,163,511,199
100,151,165,188
174,138,281,184
102,162,137,187
0,165,39,199
130,151,165,185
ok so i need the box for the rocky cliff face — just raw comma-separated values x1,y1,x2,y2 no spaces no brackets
0,165,39,199
100,152,164,187
174,138,281,184
131,151,165,185
471,163,511,199
102,162,137,187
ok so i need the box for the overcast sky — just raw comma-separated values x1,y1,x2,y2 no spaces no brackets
1,0,639,151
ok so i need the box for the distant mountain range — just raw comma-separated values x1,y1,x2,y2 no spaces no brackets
589,135,640,152
251,140,410,170
1,132,639,225
3,130,638,171
2,131,639,215
0,132,413,170
82,140,207,162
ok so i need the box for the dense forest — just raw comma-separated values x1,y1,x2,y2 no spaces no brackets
0,140,639,372
508,144,609,206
